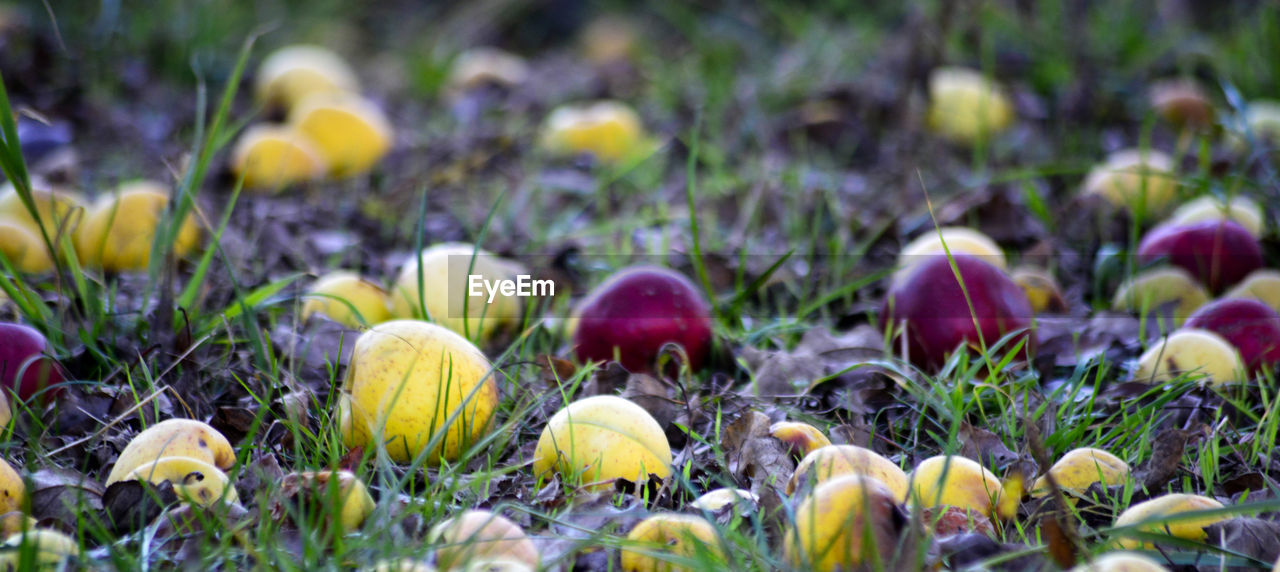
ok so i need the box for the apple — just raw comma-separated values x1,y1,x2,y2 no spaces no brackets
1110,267,1209,325
1030,448,1130,501
1081,149,1179,214
1137,220,1262,292
1011,267,1067,314
621,513,725,571
1169,195,1264,237
447,48,530,93
0,183,86,238
786,445,908,501
1111,493,1226,549
255,44,358,111
1224,269,1280,313
1230,100,1280,151
769,421,831,460
532,395,671,490
229,124,327,191
289,92,394,178
925,67,1014,144
301,271,392,328
0,457,23,515
389,243,525,342
0,529,80,569
538,101,654,164
894,226,1006,285
1133,328,1244,385
784,475,903,572
1149,79,1214,130
73,181,201,272
430,510,539,570
0,219,54,273
1070,552,1171,572
880,254,1034,371
1183,298,1280,374
0,322,67,402
338,320,499,464
908,455,1015,521
572,266,714,373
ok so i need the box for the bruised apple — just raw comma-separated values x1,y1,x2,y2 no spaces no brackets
1137,220,1262,292
1184,298,1280,374
572,266,713,373
0,322,67,402
880,255,1034,371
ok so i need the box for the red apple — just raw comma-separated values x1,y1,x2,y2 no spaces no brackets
571,266,714,372
1137,220,1263,292
0,322,68,402
880,255,1034,370
1184,298,1280,374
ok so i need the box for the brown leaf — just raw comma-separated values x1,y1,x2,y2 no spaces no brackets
957,422,1018,471
102,480,179,535
1136,427,1202,489
536,355,578,387
1204,518,1280,567
620,373,678,431
921,506,995,538
29,468,103,530
723,411,794,494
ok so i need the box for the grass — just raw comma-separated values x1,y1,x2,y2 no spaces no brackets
2,0,1280,570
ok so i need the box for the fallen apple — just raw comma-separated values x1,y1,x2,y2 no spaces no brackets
1111,493,1227,549
255,44,359,111
769,421,831,460
880,254,1034,371
581,16,639,64
105,418,236,486
0,322,68,402
621,513,726,572
538,100,653,164
229,124,328,191
1133,328,1245,385
532,395,672,490
1137,220,1262,292
1169,195,1264,237
0,528,80,569
447,48,530,93
1081,149,1179,214
389,243,525,342
572,266,714,373
1110,267,1210,325
0,219,54,273
430,510,539,570
1184,298,1280,374
1011,267,1067,314
281,470,375,533
1149,79,1214,130
289,92,394,178
338,320,498,464
925,66,1014,144
0,183,86,238
908,455,1015,521
1224,269,1280,313
73,180,201,271
1230,100,1280,151
784,475,903,572
894,226,1006,285
124,455,239,507
1030,447,1130,500
301,271,392,328
786,445,909,502
0,457,23,515
689,488,758,511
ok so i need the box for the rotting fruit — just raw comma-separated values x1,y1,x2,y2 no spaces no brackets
532,395,672,491
338,320,498,464
1111,493,1227,549
769,421,831,460
880,254,1034,371
281,470,375,534
105,418,235,486
1030,448,1130,500
123,456,239,507
571,266,714,373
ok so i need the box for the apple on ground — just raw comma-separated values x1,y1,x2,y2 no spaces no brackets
0,322,68,403
1183,298,1280,374
880,254,1035,371
1137,219,1262,292
572,266,714,373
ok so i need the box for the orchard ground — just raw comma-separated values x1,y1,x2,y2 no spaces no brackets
2,1,1280,571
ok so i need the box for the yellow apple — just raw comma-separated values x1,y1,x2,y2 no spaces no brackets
532,395,671,490
255,44,359,111
289,92,394,178
73,181,201,271
621,513,725,572
1082,149,1179,214
430,510,539,570
301,271,392,328
389,243,525,342
229,124,327,191
538,101,653,164
1134,328,1244,385
787,445,909,502
926,67,1014,144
